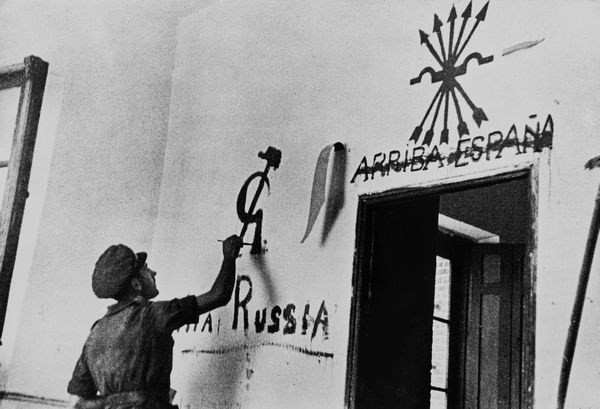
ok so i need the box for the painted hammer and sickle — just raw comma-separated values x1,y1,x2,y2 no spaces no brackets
236,146,282,254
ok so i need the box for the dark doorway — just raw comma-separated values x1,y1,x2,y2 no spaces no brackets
346,172,534,409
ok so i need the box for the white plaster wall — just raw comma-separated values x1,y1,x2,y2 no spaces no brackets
0,1,598,409
151,2,600,408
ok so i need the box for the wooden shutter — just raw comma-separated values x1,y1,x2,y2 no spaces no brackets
464,244,524,409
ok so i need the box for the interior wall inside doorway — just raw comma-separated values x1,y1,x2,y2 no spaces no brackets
439,178,529,244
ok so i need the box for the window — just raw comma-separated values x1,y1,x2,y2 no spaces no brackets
0,56,48,342
430,256,451,409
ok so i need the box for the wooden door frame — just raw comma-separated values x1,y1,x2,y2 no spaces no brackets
345,164,540,409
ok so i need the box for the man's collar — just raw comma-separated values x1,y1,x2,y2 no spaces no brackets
106,295,146,316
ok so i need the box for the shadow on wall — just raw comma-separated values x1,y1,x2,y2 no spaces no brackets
250,252,279,307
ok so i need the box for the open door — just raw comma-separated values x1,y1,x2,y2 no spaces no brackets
347,174,534,409
351,196,440,408
434,234,525,409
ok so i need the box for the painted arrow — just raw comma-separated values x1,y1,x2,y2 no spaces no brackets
447,5,458,61
452,79,488,127
419,30,444,67
441,88,450,144
449,85,470,137
423,84,446,145
411,2,494,146
456,2,489,61
410,84,445,143
453,1,472,57
433,14,446,61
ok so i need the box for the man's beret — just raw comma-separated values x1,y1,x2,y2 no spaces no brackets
92,244,147,299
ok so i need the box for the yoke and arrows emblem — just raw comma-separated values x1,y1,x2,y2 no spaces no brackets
236,146,282,254
410,1,493,146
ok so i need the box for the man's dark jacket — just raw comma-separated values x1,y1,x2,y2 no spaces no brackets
68,295,200,409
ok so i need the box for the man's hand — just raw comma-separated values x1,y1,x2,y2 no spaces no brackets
222,235,243,259
196,235,242,313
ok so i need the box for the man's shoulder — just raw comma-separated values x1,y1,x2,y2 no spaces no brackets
147,296,201,332
88,298,148,330
89,318,102,331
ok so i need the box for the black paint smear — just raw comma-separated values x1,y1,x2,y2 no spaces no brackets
181,341,334,359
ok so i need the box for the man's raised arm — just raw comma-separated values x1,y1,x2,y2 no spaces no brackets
195,235,243,314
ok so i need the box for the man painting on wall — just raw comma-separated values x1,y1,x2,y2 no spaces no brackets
67,235,243,409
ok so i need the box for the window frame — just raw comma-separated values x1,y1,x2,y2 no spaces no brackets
0,56,48,343
430,256,452,402
435,232,471,409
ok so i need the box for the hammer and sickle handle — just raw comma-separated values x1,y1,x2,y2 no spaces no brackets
237,171,270,239
234,146,281,253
